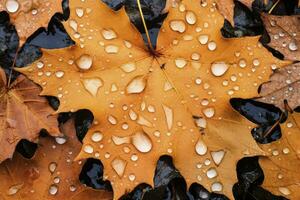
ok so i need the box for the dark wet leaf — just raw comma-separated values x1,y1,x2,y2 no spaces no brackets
120,183,152,200
251,124,281,144
16,139,38,159
251,0,300,15
221,1,263,38
75,109,94,142
79,158,112,191
188,183,210,200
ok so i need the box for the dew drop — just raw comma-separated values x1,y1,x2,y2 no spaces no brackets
252,59,260,66
7,184,23,195
76,54,93,70
121,62,136,73
102,29,117,40
55,71,64,78
203,107,215,118
83,78,103,97
211,62,229,77
175,58,187,68
194,117,206,128
211,150,225,165
163,105,173,130
83,144,94,154
132,131,152,153
169,20,186,33
105,45,119,54
211,182,223,192
279,187,291,196
108,115,117,125
288,42,298,51
75,8,84,17
36,61,44,69
198,35,208,44
91,131,103,142
239,59,246,68
185,11,197,25
208,41,217,51
48,162,57,173
126,76,146,94
111,158,127,177
195,139,207,155
206,168,218,179
55,137,67,145
128,174,136,181
49,185,58,195
6,0,19,13
131,154,138,161
191,53,200,61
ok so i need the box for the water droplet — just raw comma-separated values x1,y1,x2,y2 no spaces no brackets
76,54,93,70
55,137,67,145
211,182,223,192
36,61,44,69
279,187,291,196
194,117,206,128
175,58,187,68
112,135,130,145
288,42,298,51
211,62,229,77
83,144,94,154
121,62,136,73
111,158,127,177
208,41,217,51
185,11,197,25
252,59,260,66
126,76,146,94
163,105,173,130
169,20,186,33
239,59,246,68
53,177,60,184
105,45,119,54
49,185,58,195
55,71,64,78
75,8,84,17
132,131,152,153
49,162,57,173
83,78,103,97
91,131,103,142
69,185,76,192
131,154,138,161
7,184,23,195
108,115,117,125
102,29,117,40
191,53,200,61
164,81,173,91
211,150,225,165
6,0,19,13
287,122,293,128
129,109,138,120
206,168,218,178
203,107,215,118
128,174,136,181
198,35,208,44
195,139,207,155
282,148,290,154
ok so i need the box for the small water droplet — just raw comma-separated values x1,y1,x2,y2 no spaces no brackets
211,182,223,192
203,107,215,118
102,29,117,40
126,76,146,94
111,158,127,177
69,185,76,192
55,137,67,145
206,168,218,179
169,20,186,33
36,61,44,69
49,162,57,173
185,11,197,25
239,59,246,68
163,105,173,130
252,59,260,66
175,58,187,68
6,0,19,13
91,131,103,142
83,78,103,97
121,62,136,73
288,42,298,51
75,8,84,17
198,35,208,44
83,144,94,154
131,154,138,161
105,45,119,54
7,184,23,195
128,174,136,181
211,62,229,76
76,54,93,70
279,187,291,196
208,41,217,51
55,71,64,78
191,53,200,61
195,139,207,155
49,184,58,195
211,150,225,165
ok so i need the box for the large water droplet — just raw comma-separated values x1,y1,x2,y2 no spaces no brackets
195,139,207,155
83,78,103,97
111,157,127,177
132,131,152,153
211,62,229,77
6,0,19,13
76,55,93,70
169,20,186,33
163,105,173,130
126,76,146,94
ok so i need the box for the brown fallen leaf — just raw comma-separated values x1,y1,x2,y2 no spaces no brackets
257,62,300,111
0,0,63,46
259,112,300,199
0,119,112,200
18,0,289,199
262,14,300,61
0,69,60,162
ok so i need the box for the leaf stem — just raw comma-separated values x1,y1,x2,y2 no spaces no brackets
136,0,154,50
7,47,20,89
268,0,281,14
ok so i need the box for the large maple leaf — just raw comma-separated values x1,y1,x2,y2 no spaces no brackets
18,0,290,199
0,69,60,162
0,0,62,46
0,119,112,200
